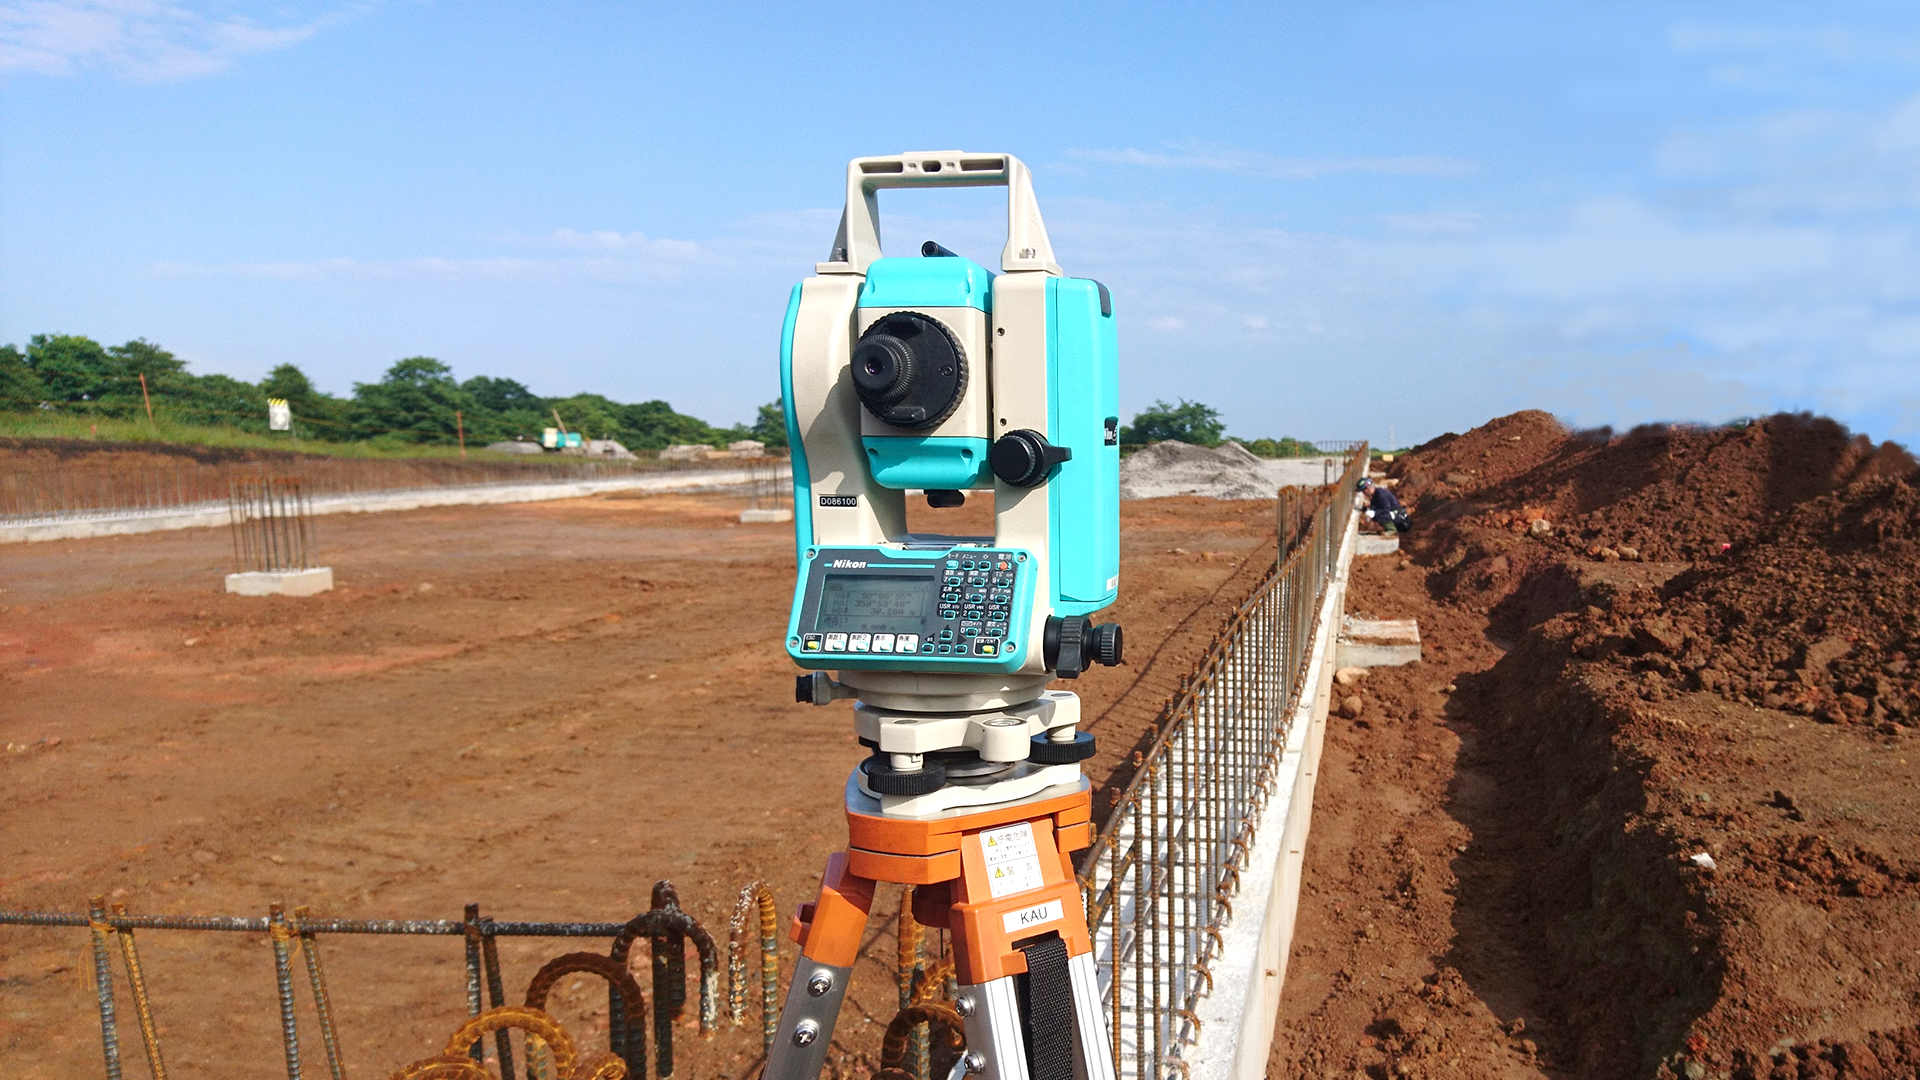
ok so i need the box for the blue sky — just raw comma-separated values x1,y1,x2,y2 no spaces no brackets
4,1,1918,449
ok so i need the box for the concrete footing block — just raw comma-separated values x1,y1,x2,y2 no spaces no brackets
225,567,334,597
739,508,793,523
1335,616,1421,667
1356,534,1400,556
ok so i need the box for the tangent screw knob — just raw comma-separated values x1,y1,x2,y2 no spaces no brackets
1091,622,1124,667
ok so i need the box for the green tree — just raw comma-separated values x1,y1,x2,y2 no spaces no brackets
163,372,267,430
1121,398,1224,446
454,376,544,442
0,344,42,407
107,339,187,385
26,334,115,402
351,357,474,443
260,363,318,403
462,376,542,414
546,393,626,443
617,399,723,449
1239,437,1322,459
261,363,350,437
750,398,789,448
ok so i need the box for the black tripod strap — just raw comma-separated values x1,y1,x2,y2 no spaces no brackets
1018,935,1075,1080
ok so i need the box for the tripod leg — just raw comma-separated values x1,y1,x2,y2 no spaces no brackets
1066,950,1115,1080
766,852,874,1080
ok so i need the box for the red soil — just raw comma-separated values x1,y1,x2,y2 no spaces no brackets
0,487,1278,1080
1273,413,1920,1080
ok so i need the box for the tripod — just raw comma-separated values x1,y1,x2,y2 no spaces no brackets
765,768,1115,1080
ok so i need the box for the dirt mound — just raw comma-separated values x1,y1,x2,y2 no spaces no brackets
1389,408,1570,496
1400,414,1914,625
1566,474,1920,727
1275,409,1920,1080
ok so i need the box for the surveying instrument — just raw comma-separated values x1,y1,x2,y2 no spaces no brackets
767,152,1124,1080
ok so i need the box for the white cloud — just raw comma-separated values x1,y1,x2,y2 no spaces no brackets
153,211,839,285
0,0,360,80
1146,316,1185,331
1065,145,1474,180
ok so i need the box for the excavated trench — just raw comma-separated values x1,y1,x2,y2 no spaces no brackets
1272,413,1920,1080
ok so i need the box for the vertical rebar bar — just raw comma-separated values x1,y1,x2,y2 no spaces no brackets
110,903,169,1080
463,904,485,1064
268,904,304,1080
479,916,516,1079
87,896,124,1080
291,907,346,1080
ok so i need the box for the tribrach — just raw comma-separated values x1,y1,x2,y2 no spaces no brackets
768,151,1124,1080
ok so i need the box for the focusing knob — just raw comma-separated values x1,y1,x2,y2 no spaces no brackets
1044,615,1092,678
1091,622,1124,667
990,429,1072,488
850,312,968,430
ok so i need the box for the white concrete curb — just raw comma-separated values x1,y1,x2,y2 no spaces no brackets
0,466,782,545
1190,511,1359,1080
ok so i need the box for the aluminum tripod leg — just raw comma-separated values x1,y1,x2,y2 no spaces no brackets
955,948,1114,1080
766,852,873,1080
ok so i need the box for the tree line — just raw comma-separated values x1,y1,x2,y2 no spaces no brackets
1119,398,1322,458
0,336,1322,457
0,335,786,450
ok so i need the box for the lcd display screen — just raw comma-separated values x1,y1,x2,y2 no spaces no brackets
814,574,931,634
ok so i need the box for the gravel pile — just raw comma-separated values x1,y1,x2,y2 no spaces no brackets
1119,441,1343,500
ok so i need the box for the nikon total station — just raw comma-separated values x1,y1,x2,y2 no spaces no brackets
768,152,1122,1080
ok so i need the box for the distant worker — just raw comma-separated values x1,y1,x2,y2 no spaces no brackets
1357,477,1412,534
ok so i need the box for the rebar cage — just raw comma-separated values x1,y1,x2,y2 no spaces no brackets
228,477,316,574
1081,445,1367,1080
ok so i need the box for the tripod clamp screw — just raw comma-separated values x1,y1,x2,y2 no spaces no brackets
806,971,835,997
792,1019,821,1047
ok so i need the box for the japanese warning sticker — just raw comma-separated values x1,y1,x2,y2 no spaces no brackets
981,822,1047,899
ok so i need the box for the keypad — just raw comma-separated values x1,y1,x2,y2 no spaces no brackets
803,549,1018,664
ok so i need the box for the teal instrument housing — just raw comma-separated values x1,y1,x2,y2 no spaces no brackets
1041,277,1121,616
785,544,1037,674
856,255,994,492
778,282,813,563
862,435,992,490
858,256,993,313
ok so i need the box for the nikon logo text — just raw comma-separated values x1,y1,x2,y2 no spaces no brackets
830,560,868,569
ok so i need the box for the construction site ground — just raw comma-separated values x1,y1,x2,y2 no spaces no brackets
0,489,1277,1080
1272,413,1920,1080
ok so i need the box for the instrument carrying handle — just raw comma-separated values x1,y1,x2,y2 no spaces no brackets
819,151,1060,276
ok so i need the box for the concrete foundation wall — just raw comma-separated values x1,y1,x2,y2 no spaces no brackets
0,466,781,545
1190,511,1358,1080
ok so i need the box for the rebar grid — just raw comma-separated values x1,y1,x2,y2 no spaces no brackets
4,888,756,1080
1081,445,1367,1080
0,453,772,527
